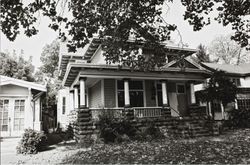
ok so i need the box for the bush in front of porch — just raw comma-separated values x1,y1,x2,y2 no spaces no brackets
98,113,165,143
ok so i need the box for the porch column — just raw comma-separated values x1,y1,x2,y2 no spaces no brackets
161,80,168,106
69,90,74,111
190,83,196,104
208,101,212,117
34,97,41,131
220,101,225,119
74,85,79,109
235,99,238,110
79,77,87,108
124,79,130,107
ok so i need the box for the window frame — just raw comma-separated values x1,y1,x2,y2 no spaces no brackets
176,83,186,94
62,97,66,115
14,99,25,131
116,80,145,107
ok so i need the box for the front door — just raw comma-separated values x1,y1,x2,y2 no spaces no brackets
176,83,187,116
0,98,25,137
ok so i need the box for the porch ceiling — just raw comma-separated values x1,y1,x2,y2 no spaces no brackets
63,63,210,87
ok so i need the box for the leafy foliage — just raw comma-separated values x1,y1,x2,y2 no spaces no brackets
228,109,250,128
2,1,249,69
198,71,237,107
39,39,60,77
16,129,47,154
98,113,165,143
0,52,35,81
181,0,250,50
62,129,250,164
192,44,211,63
98,114,137,143
34,39,61,106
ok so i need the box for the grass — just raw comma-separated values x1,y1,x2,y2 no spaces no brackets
62,129,250,164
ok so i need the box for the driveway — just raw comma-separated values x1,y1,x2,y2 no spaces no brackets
0,137,88,164
0,138,21,164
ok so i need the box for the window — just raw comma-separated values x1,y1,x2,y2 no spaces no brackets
231,78,241,87
177,84,185,94
237,98,250,110
62,97,66,114
117,80,144,107
0,99,9,131
14,100,25,131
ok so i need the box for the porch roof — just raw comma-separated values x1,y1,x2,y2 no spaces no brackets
0,75,47,92
62,62,211,87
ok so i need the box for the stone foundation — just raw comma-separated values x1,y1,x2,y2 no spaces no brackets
69,106,220,142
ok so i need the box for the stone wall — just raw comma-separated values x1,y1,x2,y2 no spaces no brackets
71,106,220,142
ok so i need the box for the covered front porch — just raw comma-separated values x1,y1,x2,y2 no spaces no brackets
68,77,204,119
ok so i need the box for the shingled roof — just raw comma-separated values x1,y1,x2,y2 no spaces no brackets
202,63,250,77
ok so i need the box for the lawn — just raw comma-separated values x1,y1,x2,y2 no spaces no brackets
62,129,250,164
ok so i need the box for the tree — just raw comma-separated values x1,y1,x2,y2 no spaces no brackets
181,0,250,49
192,44,211,63
208,35,250,65
0,51,35,81
1,0,249,69
197,71,237,118
34,40,61,106
39,39,60,77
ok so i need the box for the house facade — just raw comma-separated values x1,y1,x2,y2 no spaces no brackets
57,38,211,128
0,76,46,137
200,63,250,120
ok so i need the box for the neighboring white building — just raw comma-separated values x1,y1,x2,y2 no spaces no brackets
199,63,250,120
0,75,46,137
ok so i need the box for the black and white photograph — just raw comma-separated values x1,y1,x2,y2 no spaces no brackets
0,0,250,164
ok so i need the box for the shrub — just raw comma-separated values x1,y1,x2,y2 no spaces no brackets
135,123,165,141
65,124,74,140
228,109,250,128
16,129,47,154
98,114,137,143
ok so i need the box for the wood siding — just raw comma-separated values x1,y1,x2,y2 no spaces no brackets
104,79,116,108
89,81,103,108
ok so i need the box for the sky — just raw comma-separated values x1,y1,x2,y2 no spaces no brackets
0,1,233,68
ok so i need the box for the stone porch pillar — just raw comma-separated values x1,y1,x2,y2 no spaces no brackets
79,77,87,108
161,80,168,106
74,85,79,109
190,83,196,104
124,79,130,107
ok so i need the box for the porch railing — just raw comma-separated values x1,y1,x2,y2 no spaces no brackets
133,107,162,118
90,107,166,120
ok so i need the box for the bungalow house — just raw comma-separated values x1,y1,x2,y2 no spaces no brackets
0,75,46,137
199,63,250,120
57,38,211,129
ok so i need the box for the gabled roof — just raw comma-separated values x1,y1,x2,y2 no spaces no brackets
0,75,47,92
202,63,250,77
82,38,197,61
